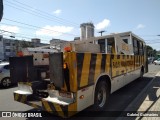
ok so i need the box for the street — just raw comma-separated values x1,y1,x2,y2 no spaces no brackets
0,64,160,120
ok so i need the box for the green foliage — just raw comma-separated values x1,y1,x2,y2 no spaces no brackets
147,45,157,57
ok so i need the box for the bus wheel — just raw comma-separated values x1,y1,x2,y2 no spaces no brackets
94,81,110,111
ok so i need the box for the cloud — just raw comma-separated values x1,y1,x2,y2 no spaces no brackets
136,24,145,29
95,19,111,30
0,25,20,33
35,25,73,37
53,9,62,16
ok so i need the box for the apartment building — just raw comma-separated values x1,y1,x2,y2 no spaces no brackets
0,36,48,60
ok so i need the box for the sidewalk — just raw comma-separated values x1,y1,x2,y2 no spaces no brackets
117,72,160,120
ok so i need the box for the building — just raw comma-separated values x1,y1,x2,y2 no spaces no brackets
74,37,80,41
0,35,4,60
0,36,48,60
50,38,69,51
50,38,68,45
80,22,94,40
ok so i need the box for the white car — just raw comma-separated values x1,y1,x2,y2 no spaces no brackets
0,62,11,87
153,58,160,65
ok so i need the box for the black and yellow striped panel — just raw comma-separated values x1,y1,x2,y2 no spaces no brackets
28,102,41,109
135,55,138,69
94,54,102,82
67,102,77,117
54,52,146,92
42,100,68,118
76,53,111,89
58,52,78,92
18,82,32,86
142,55,145,65
111,54,126,77
14,93,27,103
68,52,78,92
134,55,145,70
14,93,41,109
126,55,134,73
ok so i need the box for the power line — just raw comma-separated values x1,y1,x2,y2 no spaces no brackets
0,22,38,31
0,26,55,41
4,0,79,28
3,18,78,36
4,2,77,27
2,33,50,42
12,0,79,26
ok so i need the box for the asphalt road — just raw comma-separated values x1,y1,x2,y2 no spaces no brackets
0,64,160,120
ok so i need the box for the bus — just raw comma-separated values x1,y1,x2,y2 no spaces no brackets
10,31,148,117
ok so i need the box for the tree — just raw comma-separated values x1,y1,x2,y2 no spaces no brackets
146,45,157,57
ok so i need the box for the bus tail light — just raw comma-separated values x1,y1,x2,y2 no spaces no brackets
63,63,67,69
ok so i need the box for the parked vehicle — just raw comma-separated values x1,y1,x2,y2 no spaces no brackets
148,57,155,64
0,62,11,87
153,58,160,65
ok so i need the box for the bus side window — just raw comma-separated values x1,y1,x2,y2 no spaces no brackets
107,37,115,54
139,42,143,55
133,39,138,55
98,39,105,53
137,41,144,55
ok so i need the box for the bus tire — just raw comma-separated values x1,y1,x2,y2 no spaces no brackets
93,81,110,111
1,77,11,87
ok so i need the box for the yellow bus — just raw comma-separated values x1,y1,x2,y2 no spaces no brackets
10,31,148,117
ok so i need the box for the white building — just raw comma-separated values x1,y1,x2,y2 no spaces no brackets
0,35,4,60
0,36,48,60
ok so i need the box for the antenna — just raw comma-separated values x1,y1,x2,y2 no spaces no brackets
98,30,106,36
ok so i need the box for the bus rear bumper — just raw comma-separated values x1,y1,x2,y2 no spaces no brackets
13,91,77,118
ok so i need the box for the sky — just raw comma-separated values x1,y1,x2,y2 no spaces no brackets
0,0,160,50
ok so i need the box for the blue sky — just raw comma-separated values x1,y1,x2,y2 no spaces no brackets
1,0,160,50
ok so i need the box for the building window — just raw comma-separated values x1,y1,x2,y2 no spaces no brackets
5,43,10,46
5,49,10,52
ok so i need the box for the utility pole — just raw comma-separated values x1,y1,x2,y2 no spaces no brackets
98,30,106,36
